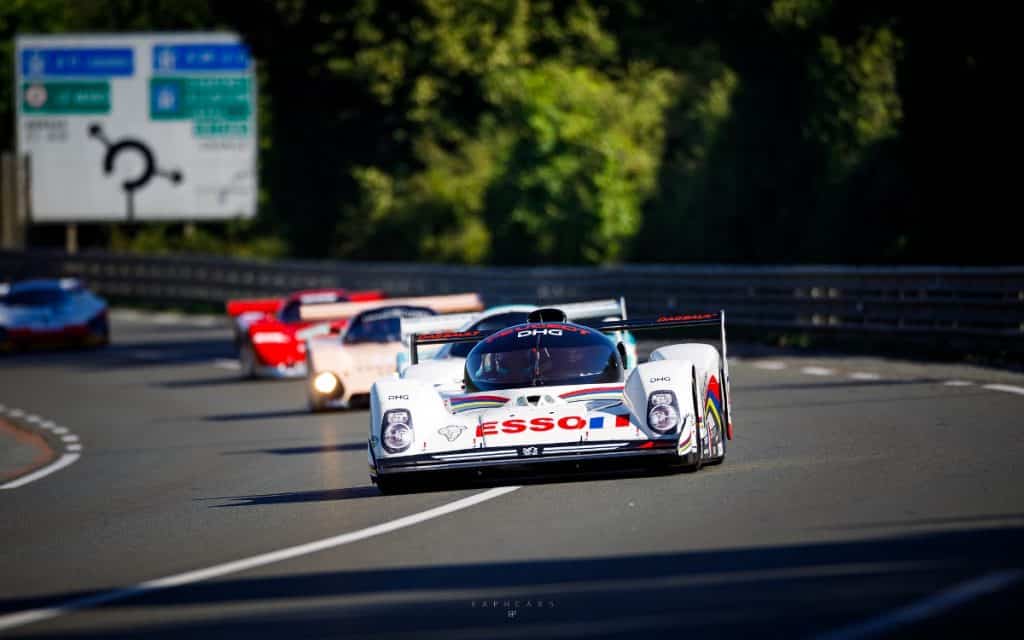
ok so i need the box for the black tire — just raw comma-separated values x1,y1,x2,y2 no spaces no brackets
239,342,257,379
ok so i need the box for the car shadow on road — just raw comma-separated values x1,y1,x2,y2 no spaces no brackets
203,485,383,507
2,526,1022,639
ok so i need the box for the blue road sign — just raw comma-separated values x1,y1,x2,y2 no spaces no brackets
152,44,251,73
21,48,134,77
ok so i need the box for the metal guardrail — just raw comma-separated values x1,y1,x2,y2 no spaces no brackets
1,249,1022,340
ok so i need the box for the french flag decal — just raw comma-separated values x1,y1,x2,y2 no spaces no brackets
590,415,631,429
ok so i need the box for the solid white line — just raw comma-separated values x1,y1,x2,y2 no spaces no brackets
814,570,1023,640
0,485,521,632
944,380,974,387
753,361,786,371
983,384,1024,396
0,453,81,490
849,372,881,381
213,359,242,370
801,366,835,376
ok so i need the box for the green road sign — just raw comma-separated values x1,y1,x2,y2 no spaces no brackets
150,77,251,123
22,81,111,115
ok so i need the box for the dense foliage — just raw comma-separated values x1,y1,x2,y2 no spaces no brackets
0,1,1010,264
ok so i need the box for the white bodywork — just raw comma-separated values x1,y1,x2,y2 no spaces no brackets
368,314,731,485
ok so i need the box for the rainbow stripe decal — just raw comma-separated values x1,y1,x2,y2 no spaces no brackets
449,394,509,413
559,386,624,403
705,375,723,431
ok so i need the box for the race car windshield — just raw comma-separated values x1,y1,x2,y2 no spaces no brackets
5,289,68,307
344,306,436,344
449,312,530,358
464,323,623,392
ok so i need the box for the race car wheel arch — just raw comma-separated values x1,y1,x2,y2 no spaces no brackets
688,368,704,472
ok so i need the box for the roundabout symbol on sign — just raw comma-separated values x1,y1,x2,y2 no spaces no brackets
88,123,182,220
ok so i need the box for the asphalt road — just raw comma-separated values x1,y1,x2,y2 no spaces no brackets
1,313,1022,639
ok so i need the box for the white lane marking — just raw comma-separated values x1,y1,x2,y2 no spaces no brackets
190,317,220,328
0,404,5,411
152,313,182,325
801,366,835,376
849,372,881,381
983,384,1024,396
814,570,1023,640
943,380,974,387
213,359,242,371
753,361,787,371
0,402,83,488
0,454,81,491
0,485,521,632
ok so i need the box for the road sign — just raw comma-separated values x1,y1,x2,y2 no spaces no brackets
15,33,257,222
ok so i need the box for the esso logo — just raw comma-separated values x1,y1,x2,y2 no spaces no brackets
649,376,671,383
517,328,563,338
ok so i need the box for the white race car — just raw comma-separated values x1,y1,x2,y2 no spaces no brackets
368,307,733,492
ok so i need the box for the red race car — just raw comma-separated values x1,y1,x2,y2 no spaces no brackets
227,288,384,378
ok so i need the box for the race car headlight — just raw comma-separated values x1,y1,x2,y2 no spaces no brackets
647,390,680,433
313,371,340,395
381,409,414,453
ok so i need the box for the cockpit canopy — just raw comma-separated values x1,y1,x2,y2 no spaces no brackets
464,322,623,392
344,305,435,344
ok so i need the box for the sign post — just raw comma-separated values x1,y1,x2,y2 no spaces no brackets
14,33,257,224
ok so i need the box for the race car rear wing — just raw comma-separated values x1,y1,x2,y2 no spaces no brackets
226,290,385,318
409,308,732,438
299,293,484,322
398,297,628,344
411,309,722,361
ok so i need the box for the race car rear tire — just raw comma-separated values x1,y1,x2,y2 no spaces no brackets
239,342,257,379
